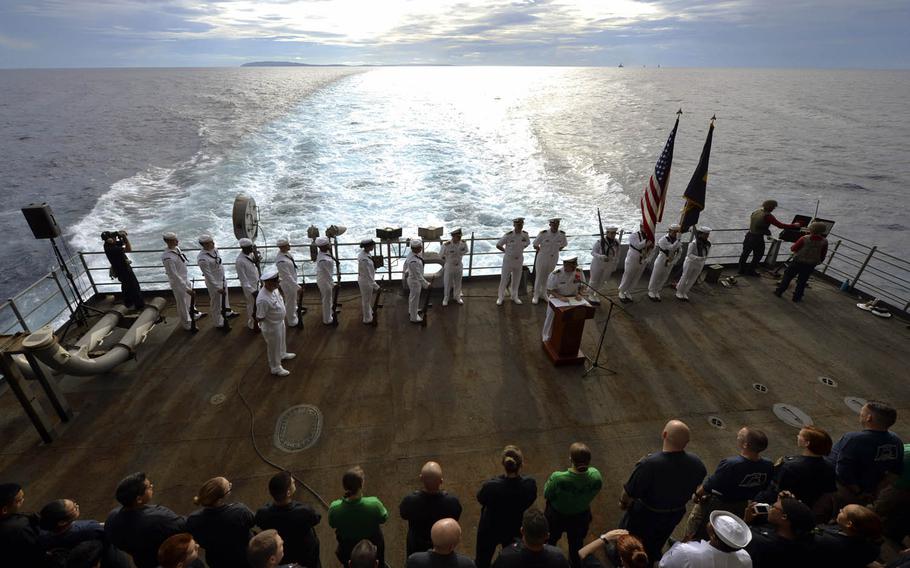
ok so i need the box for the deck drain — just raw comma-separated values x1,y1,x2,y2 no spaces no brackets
772,403,813,428
844,396,867,414
818,376,838,388
708,416,726,429
752,383,768,393
274,405,323,453
209,394,227,406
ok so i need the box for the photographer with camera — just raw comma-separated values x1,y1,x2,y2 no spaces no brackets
102,230,145,310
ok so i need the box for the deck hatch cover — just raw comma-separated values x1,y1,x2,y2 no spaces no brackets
844,397,867,414
708,416,726,429
818,376,838,388
274,405,323,453
772,403,813,428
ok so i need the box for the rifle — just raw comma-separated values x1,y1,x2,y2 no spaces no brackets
370,276,383,327
419,275,434,327
597,208,607,259
220,277,231,332
330,239,341,326
189,279,198,333
296,282,305,329
252,246,262,333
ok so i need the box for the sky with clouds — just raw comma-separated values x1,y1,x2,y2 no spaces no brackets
0,0,908,69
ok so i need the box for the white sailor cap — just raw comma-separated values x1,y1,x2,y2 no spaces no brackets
605,225,619,232
314,236,330,246
450,228,463,235
260,266,280,281
668,223,681,231
197,234,213,244
548,217,561,223
276,237,290,247
162,231,177,241
710,511,752,549
360,238,375,248
512,217,525,223
410,238,423,248
697,225,712,233
239,238,253,247
561,256,579,264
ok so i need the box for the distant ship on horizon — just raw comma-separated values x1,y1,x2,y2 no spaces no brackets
618,63,624,68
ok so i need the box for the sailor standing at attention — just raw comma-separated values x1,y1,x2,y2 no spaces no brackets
256,267,295,377
648,224,683,302
738,199,803,276
275,237,302,327
358,239,380,324
532,218,568,305
587,225,620,305
161,232,198,330
314,236,335,325
405,239,431,323
440,228,468,306
617,223,654,303
196,234,236,328
542,256,586,342
675,227,712,302
235,238,260,330
496,218,531,306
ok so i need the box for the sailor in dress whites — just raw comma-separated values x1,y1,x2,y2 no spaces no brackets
161,232,198,330
235,238,260,330
496,218,531,306
275,237,302,327
357,239,380,324
648,224,683,301
196,234,236,328
314,236,336,325
675,227,712,302
404,239,431,323
256,267,295,376
532,218,568,305
541,256,587,342
618,224,655,303
440,228,468,306
588,225,620,305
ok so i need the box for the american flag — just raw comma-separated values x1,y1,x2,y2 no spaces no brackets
640,114,680,242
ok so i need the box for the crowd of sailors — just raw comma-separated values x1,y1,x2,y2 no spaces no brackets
1,400,907,568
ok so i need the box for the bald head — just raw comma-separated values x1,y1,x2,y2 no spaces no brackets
662,420,691,451
430,518,462,554
420,462,443,493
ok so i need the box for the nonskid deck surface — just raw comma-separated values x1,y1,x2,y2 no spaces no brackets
1,270,908,566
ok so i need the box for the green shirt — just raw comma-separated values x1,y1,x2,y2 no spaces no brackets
543,467,603,515
894,444,910,490
328,496,389,543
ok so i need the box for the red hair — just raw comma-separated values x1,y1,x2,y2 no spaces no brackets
616,534,649,568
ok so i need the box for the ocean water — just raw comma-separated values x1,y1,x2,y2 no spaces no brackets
1,67,908,299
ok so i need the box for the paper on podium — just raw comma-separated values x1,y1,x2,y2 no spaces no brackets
549,297,590,308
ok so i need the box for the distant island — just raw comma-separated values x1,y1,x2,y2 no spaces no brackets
241,61,453,68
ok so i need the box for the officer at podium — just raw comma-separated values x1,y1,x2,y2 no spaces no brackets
542,256,586,342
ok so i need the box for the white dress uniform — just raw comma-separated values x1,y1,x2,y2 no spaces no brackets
315,246,335,325
618,230,654,301
358,248,380,323
588,234,620,301
440,239,468,305
542,266,587,342
197,248,230,327
275,251,302,327
256,285,289,374
648,234,683,299
532,229,568,303
404,248,430,322
162,246,193,330
235,250,260,330
497,229,531,304
676,232,712,300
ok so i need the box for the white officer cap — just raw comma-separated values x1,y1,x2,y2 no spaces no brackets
451,228,463,235
562,256,579,264
697,226,712,233
360,238,375,248
197,234,213,244
276,237,290,247
162,231,177,241
314,236,330,246
260,266,280,281
549,217,561,223
668,223,681,231
606,225,619,232
709,511,752,549
512,217,525,223
239,238,253,247
410,238,423,248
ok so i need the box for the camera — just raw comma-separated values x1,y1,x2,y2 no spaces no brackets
101,230,127,242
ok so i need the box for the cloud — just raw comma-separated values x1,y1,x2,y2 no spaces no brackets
0,32,34,50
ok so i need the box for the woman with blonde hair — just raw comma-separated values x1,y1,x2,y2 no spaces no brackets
186,476,255,568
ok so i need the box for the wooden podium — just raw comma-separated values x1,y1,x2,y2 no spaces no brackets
543,299,596,366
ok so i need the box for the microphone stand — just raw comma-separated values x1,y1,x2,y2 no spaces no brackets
578,281,626,377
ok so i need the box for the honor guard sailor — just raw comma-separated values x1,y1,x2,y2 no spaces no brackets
235,238,260,330
675,227,712,302
648,224,683,301
440,228,468,306
588,225,620,305
161,232,199,330
404,239,431,323
314,236,335,325
275,237,302,327
542,256,586,342
532,218,568,304
197,235,236,328
256,267,295,376
496,218,531,306
358,239,380,324
618,224,654,303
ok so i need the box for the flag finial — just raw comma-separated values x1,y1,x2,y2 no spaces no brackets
710,114,716,122
677,108,683,116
